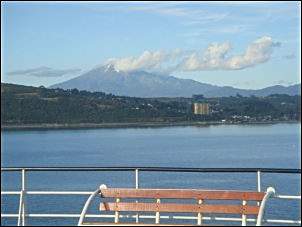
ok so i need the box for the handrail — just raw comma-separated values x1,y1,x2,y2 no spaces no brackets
1,167,301,173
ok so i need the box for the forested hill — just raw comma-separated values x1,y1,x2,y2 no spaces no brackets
1,83,301,125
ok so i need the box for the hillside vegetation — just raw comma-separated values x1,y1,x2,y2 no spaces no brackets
1,83,300,125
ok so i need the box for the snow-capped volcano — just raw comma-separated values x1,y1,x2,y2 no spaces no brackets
50,65,219,97
49,66,301,97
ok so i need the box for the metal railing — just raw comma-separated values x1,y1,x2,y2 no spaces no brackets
1,167,301,226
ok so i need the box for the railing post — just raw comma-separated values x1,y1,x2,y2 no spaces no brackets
18,169,26,226
197,199,203,225
22,169,26,226
135,169,139,223
242,200,247,226
17,189,24,226
135,168,139,189
257,170,261,192
257,170,261,206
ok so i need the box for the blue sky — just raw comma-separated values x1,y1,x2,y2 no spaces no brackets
1,1,301,89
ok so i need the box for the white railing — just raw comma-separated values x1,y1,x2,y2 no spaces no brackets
1,167,301,226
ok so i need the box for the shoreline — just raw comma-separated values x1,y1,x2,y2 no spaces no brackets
1,120,299,131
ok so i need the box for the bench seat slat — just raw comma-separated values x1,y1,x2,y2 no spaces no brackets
101,188,265,201
100,202,259,215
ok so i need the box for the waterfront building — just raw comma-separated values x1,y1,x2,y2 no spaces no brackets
193,103,210,115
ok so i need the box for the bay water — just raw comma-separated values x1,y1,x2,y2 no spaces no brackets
1,123,301,225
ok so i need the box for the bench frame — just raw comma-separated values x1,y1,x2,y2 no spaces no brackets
78,185,275,226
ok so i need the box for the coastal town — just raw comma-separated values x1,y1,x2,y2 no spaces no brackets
2,83,300,129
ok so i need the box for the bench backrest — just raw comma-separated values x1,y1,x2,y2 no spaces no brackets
99,188,266,225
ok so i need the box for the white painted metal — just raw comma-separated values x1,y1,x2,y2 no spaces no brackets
1,168,301,226
276,195,301,199
257,170,261,206
1,191,21,195
197,199,203,225
256,187,276,226
21,169,26,190
155,199,161,224
135,169,139,189
17,190,24,226
2,213,301,224
135,169,139,223
242,200,247,226
26,191,93,195
265,219,301,224
1,191,300,200
18,169,26,226
257,171,261,192
114,198,120,223
21,191,25,226
77,185,104,226
22,169,26,226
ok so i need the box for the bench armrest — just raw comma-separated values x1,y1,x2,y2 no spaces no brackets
78,184,107,226
256,187,275,226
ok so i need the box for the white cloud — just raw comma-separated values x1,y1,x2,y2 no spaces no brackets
180,36,281,71
106,36,281,73
107,49,184,72
106,51,166,72
127,4,229,25
7,67,81,77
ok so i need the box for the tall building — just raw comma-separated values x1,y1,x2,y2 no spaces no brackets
193,103,209,115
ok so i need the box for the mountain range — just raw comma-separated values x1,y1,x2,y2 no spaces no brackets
50,64,301,97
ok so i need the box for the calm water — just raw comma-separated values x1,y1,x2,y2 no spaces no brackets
1,123,301,226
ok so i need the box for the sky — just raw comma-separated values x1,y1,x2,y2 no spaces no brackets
1,1,301,89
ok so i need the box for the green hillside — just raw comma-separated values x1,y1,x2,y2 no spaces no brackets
1,83,300,125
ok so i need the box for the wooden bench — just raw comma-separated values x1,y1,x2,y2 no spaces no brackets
78,185,275,226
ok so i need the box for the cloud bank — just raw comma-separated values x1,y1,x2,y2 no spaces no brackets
107,36,281,73
106,49,184,73
7,67,81,77
180,36,281,71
